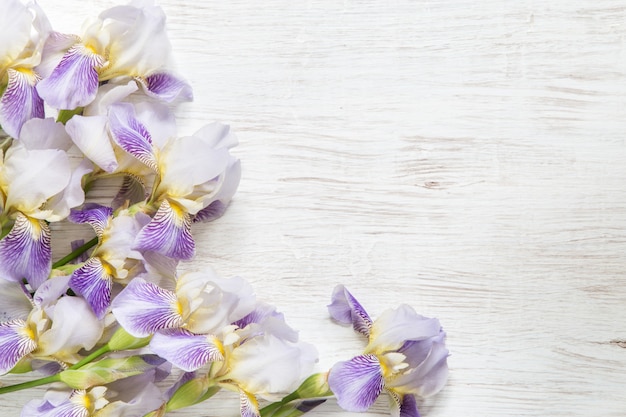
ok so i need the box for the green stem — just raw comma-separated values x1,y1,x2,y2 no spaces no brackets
0,373,61,395
69,344,112,370
52,236,98,268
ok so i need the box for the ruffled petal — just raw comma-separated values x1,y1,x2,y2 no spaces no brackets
367,305,442,354
327,354,384,412
328,285,372,338
36,296,104,359
68,204,113,240
69,258,113,319
227,334,318,397
0,214,51,289
150,329,223,372
36,44,104,109
138,72,193,102
65,115,118,173
0,68,44,139
108,103,157,171
111,277,183,337
46,159,93,221
239,389,260,417
2,144,71,216
0,319,37,374
33,276,71,307
133,199,195,260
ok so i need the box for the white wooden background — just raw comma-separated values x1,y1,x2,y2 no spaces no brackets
2,0,626,416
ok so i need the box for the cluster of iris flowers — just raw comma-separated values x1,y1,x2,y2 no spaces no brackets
0,1,449,416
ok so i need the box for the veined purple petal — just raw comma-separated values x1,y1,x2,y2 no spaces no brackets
0,68,44,139
133,199,195,260
328,285,373,338
111,277,183,337
239,390,260,417
389,391,421,417
328,354,384,412
233,302,282,330
69,258,113,319
36,44,104,109
0,319,37,374
150,329,223,372
68,204,113,239
192,200,227,224
138,73,193,102
108,103,157,172
0,213,51,289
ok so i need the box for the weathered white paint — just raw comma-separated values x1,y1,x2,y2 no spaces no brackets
1,0,626,416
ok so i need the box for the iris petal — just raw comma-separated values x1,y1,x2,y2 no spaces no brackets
150,329,223,372
37,44,104,109
69,258,113,319
68,204,113,240
367,305,441,353
327,354,384,412
111,277,183,337
0,68,44,139
389,391,421,417
66,115,118,173
388,340,449,398
108,103,157,171
239,389,260,417
328,285,373,337
138,72,193,102
0,213,51,289
0,319,37,374
133,199,195,260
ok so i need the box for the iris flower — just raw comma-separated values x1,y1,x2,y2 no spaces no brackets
327,285,449,417
106,102,240,260
0,281,104,374
0,118,90,288
67,204,150,318
111,272,317,417
0,0,50,138
36,0,191,110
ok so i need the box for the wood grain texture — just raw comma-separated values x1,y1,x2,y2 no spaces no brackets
2,0,626,416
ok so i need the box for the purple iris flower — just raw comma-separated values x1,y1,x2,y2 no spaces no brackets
327,285,449,417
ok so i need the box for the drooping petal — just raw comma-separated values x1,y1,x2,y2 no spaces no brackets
137,72,193,102
133,199,195,260
239,389,260,417
111,277,183,337
327,354,384,412
367,306,442,354
328,285,373,338
0,68,44,139
36,44,104,109
192,122,238,150
192,201,228,223
0,214,51,289
387,340,449,398
108,103,157,171
65,115,118,173
150,329,223,372
389,391,421,417
69,258,113,319
192,158,241,223
68,204,113,240
0,319,37,374
36,296,104,360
